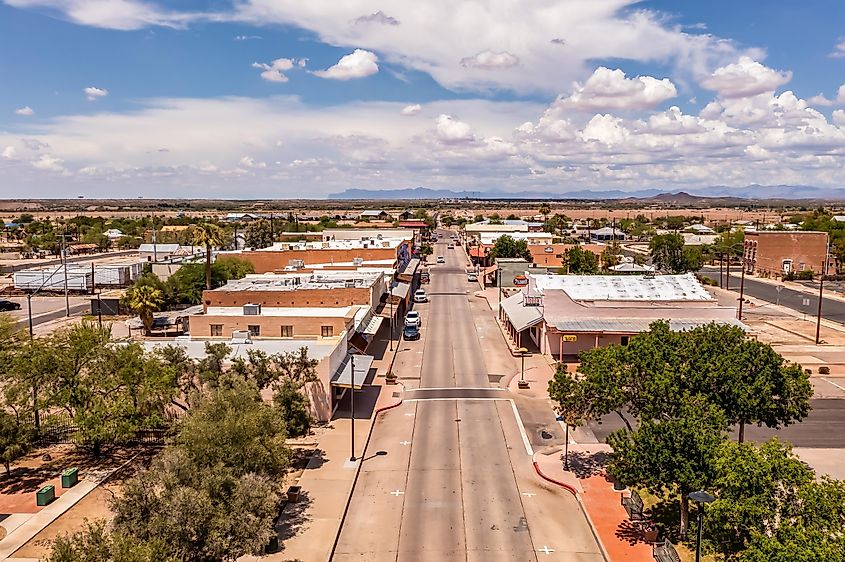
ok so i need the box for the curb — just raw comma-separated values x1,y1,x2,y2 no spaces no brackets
328,381,404,561
531,452,578,496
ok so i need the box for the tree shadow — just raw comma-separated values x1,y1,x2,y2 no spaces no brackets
615,518,647,545
274,490,314,549
646,496,686,544
566,450,609,479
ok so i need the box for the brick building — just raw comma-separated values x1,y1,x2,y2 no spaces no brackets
236,237,413,273
743,231,829,277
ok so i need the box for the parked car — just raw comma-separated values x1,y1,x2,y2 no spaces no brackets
413,289,428,303
436,256,445,264
403,324,420,341
447,243,455,249
467,272,478,282
0,300,21,311
405,311,421,328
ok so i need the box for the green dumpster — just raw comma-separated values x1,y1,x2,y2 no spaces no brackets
61,467,78,488
36,485,55,506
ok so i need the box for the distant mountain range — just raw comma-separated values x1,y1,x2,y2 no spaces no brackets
328,185,845,201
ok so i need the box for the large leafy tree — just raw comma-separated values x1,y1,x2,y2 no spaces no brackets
192,223,224,290
607,396,727,534
649,233,702,273
562,246,599,274
489,235,532,261
112,449,279,562
243,219,274,249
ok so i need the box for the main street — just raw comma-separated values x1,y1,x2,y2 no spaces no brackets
333,231,604,561
699,268,845,324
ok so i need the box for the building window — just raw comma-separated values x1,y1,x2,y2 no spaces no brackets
248,325,260,337
321,326,333,337
210,324,223,337
621,336,629,346
281,325,293,338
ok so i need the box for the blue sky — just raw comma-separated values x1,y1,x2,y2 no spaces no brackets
2,0,845,198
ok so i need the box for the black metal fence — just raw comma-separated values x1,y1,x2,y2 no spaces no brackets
33,412,176,447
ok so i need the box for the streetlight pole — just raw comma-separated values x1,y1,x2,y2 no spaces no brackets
738,255,746,320
688,490,715,562
816,250,829,345
563,423,570,470
389,296,394,352
61,231,70,316
349,354,356,462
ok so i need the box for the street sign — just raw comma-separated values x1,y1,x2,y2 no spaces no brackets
803,298,810,307
562,335,577,342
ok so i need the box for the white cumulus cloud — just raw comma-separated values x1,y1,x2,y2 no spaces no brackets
700,57,792,99
355,11,399,25
313,49,379,80
435,114,476,143
84,86,109,101
2,146,17,159
556,67,677,111
838,84,845,104
252,58,295,82
15,106,35,116
32,154,64,172
460,50,520,70
401,104,422,116
830,38,845,59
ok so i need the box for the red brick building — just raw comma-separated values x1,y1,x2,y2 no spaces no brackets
744,231,829,277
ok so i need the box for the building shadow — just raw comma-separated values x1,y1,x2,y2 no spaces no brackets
332,382,382,420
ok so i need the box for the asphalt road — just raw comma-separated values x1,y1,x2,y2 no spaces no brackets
699,268,845,324
588,399,845,448
334,232,603,561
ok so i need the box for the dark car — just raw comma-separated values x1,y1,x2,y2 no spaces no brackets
403,324,420,341
0,300,21,311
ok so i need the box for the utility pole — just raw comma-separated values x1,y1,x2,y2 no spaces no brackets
349,354,356,462
816,250,828,345
389,296,394,352
738,254,746,320
152,215,158,263
61,230,70,316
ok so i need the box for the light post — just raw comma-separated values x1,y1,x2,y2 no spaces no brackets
517,347,530,389
389,295,394,352
349,354,356,462
688,490,715,562
816,249,829,345
738,253,747,320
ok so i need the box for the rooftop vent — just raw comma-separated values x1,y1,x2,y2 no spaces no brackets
243,303,261,315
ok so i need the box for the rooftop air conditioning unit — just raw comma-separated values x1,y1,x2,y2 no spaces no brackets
287,259,305,269
243,304,261,315
353,257,364,266
345,280,356,288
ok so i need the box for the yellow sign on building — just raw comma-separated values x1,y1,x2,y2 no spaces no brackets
562,335,577,342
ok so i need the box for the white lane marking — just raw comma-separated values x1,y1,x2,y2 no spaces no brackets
405,386,506,392
403,397,535,456
822,377,845,392
400,440,411,446
538,546,555,554
510,399,535,456
404,413,415,417
522,492,536,498
390,490,405,496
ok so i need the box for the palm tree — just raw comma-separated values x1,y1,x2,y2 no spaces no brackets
124,285,164,334
193,223,224,290
539,203,551,226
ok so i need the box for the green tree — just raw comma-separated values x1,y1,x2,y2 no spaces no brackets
489,235,532,261
562,246,599,274
173,376,290,476
0,410,34,475
608,396,727,534
123,284,164,334
111,448,279,562
600,246,620,270
539,203,551,224
243,220,274,249
650,233,702,273
274,379,312,437
192,223,224,290
48,520,176,562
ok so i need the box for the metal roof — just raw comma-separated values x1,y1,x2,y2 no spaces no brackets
391,282,410,299
331,354,375,388
532,272,713,301
500,292,544,332
553,318,747,334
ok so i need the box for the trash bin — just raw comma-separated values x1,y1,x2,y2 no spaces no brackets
61,467,78,488
36,485,55,506
286,485,302,502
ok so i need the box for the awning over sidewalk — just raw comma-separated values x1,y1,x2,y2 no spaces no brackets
362,315,385,335
397,258,420,280
331,354,375,389
391,282,410,299
551,317,747,334
501,292,544,332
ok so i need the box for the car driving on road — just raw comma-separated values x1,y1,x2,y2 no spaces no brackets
413,289,428,303
436,256,445,263
0,300,21,311
466,272,478,282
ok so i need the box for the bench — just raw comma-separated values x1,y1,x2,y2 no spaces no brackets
653,540,681,562
621,490,645,521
